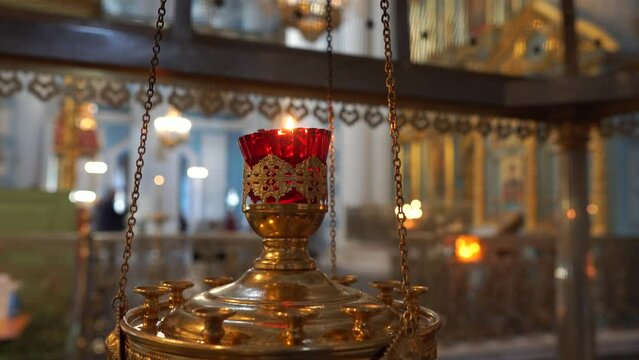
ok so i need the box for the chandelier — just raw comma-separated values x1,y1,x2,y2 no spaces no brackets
278,0,344,41
153,107,192,148
106,1,441,359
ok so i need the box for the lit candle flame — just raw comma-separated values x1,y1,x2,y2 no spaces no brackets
283,114,296,130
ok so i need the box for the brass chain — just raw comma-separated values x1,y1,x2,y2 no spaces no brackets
112,0,167,323
379,0,417,356
325,0,338,278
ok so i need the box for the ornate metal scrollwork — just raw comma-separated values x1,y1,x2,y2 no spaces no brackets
286,99,309,122
68,77,96,103
168,87,196,112
313,103,330,124
198,90,225,116
0,70,21,98
476,117,493,137
229,93,254,117
454,116,472,134
434,113,453,133
27,73,61,101
243,154,327,204
364,107,385,128
396,109,411,129
339,104,360,125
257,97,281,120
412,111,431,131
101,81,130,108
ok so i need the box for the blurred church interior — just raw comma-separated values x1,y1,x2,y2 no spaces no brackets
0,0,638,359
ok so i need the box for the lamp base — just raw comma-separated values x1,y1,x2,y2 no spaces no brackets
106,204,441,359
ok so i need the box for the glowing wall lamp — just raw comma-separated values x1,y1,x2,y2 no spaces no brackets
455,234,483,263
154,107,192,148
187,166,209,179
69,190,97,204
84,161,108,174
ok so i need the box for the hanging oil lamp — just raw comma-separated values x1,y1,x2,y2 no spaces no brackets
107,126,438,359
106,1,440,359
277,0,345,41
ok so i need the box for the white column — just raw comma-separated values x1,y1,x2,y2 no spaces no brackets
339,121,371,207
13,89,56,189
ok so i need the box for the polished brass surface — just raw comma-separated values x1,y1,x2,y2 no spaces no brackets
370,281,400,307
402,286,429,317
341,304,384,341
192,307,236,344
244,203,327,270
203,276,234,289
133,285,168,332
332,275,358,287
275,306,318,346
160,280,194,310
108,202,441,359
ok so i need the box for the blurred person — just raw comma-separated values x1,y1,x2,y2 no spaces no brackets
93,188,125,232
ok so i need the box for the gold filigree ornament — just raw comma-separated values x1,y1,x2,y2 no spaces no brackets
243,154,327,204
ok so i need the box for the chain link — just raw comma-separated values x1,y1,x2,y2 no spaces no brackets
379,0,418,357
325,0,338,278
112,0,167,323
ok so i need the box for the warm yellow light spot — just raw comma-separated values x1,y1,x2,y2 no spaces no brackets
566,208,577,220
586,204,599,215
268,219,274,225
154,175,165,186
395,199,423,220
455,235,483,263
513,40,526,56
283,114,297,130
77,116,97,131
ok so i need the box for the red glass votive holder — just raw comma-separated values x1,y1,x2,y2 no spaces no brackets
238,128,331,204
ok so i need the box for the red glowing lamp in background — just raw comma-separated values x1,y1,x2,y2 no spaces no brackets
238,128,331,204
455,235,483,263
